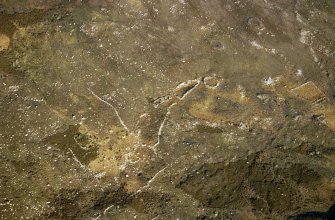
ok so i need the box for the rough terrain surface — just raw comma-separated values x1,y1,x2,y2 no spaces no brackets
0,0,335,219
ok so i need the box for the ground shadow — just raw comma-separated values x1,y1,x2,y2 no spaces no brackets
287,204,335,220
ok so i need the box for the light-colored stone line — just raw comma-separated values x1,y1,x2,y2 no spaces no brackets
136,166,168,193
87,88,129,131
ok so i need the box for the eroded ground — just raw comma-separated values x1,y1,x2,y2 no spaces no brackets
0,0,335,219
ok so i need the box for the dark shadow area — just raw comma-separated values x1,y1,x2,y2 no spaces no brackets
287,204,335,220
